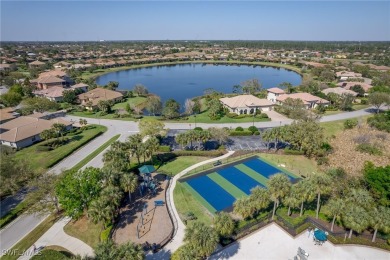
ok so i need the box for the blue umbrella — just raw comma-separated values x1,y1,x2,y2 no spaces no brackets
314,229,327,241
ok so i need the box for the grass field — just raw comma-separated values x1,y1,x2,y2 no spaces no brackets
112,96,147,110
63,215,101,249
258,153,319,178
320,115,371,138
185,111,271,124
157,156,210,176
14,125,107,172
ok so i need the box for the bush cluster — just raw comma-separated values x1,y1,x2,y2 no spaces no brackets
356,143,382,155
283,148,305,155
344,119,358,129
173,150,226,157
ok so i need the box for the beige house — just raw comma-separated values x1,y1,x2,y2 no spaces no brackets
337,82,373,93
276,93,329,109
34,86,65,102
322,87,357,97
0,108,18,124
78,87,123,110
35,76,66,90
0,116,72,148
29,60,46,69
336,71,362,81
267,87,286,103
220,95,274,115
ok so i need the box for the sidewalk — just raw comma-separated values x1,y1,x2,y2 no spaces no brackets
147,151,235,259
18,217,94,260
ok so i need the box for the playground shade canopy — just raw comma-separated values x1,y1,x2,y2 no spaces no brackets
139,165,156,174
314,229,327,241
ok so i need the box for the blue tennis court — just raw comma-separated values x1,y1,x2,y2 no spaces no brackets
244,158,297,181
217,167,262,195
186,175,236,211
181,156,298,213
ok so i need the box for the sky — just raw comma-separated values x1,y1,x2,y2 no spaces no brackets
1,1,389,41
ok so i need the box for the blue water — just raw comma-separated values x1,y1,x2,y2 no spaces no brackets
217,167,264,195
244,158,297,181
96,63,301,106
186,175,236,212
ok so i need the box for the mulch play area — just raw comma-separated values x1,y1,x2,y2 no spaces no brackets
112,172,173,248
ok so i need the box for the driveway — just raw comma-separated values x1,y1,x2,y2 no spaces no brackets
262,110,289,122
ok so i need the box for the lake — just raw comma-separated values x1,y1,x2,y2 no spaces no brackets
96,63,302,107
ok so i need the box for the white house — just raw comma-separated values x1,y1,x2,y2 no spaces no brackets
220,95,274,115
267,87,286,103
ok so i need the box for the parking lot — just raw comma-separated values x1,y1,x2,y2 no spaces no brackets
164,130,270,151
225,136,267,151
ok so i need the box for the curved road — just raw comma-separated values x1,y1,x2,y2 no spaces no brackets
0,107,375,255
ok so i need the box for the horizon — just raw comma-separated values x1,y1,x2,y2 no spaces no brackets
1,1,389,41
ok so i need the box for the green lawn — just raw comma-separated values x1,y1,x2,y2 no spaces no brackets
14,125,107,172
320,115,371,138
173,182,213,226
113,96,147,110
63,215,101,249
69,111,136,121
323,104,371,116
157,156,210,176
185,111,271,124
258,153,319,178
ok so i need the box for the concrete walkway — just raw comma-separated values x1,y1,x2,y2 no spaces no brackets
18,217,94,260
147,151,235,260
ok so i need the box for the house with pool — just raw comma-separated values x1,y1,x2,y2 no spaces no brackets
220,94,274,115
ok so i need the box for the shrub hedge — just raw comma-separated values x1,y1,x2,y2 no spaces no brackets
283,148,305,155
173,150,225,157
230,130,253,136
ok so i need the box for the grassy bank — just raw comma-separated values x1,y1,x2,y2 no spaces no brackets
157,156,211,176
14,125,107,172
321,115,371,138
63,215,101,249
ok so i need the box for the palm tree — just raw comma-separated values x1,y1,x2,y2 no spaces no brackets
309,174,332,219
120,242,145,260
261,130,273,150
79,118,88,129
176,132,189,149
120,173,138,202
213,212,235,237
249,187,270,214
268,174,291,220
233,197,255,219
88,199,111,231
101,166,121,187
171,244,197,260
283,188,300,216
343,205,370,239
184,221,219,258
40,129,56,141
52,123,66,141
127,134,143,165
369,206,390,242
347,188,374,209
326,197,345,232
294,179,316,217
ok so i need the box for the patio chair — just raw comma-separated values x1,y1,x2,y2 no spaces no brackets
154,200,164,206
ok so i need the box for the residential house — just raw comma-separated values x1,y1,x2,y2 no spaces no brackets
336,71,362,81
34,86,65,102
71,83,88,93
276,93,329,109
35,76,66,90
337,82,373,93
267,87,286,103
0,108,18,124
322,87,357,97
0,64,11,71
78,87,123,110
220,94,274,115
0,116,72,148
29,60,46,69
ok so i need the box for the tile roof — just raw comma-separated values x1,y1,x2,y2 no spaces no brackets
220,95,274,108
0,117,72,142
267,87,285,94
277,93,329,104
322,87,357,96
78,87,123,106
